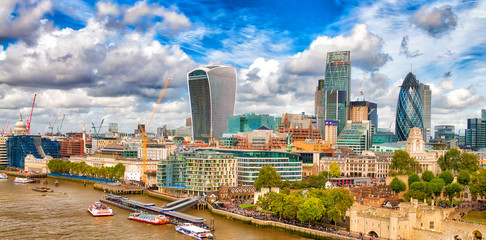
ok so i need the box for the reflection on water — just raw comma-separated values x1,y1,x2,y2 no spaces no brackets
0,177,310,240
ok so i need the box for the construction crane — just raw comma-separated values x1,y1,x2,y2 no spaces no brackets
2,120,9,135
98,119,105,136
57,114,65,135
26,93,37,135
91,122,97,136
139,78,171,185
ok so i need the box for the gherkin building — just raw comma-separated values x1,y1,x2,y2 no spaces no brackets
395,72,424,141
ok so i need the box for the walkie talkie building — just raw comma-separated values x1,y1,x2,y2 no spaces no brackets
187,65,237,143
395,72,424,141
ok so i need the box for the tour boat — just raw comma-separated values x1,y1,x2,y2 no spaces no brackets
32,187,53,192
14,177,31,183
0,173,7,179
175,223,214,240
88,202,113,217
128,212,169,225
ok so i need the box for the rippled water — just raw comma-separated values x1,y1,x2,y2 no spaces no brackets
0,177,310,240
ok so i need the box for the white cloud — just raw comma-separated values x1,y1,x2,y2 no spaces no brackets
411,5,458,38
96,1,120,18
284,24,391,74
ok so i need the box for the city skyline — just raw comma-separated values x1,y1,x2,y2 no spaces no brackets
0,0,485,134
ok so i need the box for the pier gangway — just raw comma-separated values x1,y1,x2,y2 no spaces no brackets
101,194,206,225
161,197,200,211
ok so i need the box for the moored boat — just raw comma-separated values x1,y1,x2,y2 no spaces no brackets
128,212,169,225
14,177,31,183
33,187,53,192
176,223,214,240
88,202,113,217
0,173,7,179
32,187,47,192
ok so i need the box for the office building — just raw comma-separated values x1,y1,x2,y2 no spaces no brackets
434,125,455,140
108,123,118,133
236,127,288,150
316,51,351,135
336,120,372,154
227,113,276,133
420,83,432,141
395,72,424,141
188,65,237,142
350,100,378,133
465,118,486,150
372,129,397,145
59,139,84,157
7,136,61,169
315,79,325,116
324,120,338,146
278,113,321,142
0,136,8,166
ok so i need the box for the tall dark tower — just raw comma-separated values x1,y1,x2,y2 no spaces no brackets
187,65,237,143
395,72,424,141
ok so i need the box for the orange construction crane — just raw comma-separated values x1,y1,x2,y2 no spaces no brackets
139,78,171,185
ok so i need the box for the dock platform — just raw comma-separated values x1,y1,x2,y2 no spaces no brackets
94,183,144,195
101,194,206,225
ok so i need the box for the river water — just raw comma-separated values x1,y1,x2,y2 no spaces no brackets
0,177,312,240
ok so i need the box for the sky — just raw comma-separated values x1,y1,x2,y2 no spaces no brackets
0,0,485,135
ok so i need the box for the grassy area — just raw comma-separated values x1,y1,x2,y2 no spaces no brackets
239,204,255,209
463,210,486,225
437,200,462,206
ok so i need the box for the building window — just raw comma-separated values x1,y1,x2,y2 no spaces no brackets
430,221,434,229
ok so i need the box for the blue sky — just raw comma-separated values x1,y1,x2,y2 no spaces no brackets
0,0,485,135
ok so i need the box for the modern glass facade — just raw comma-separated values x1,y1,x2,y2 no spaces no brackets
434,125,455,140
157,152,190,188
7,136,61,169
227,113,276,133
188,66,237,142
420,83,432,141
336,120,372,154
203,149,302,186
372,129,398,145
350,100,378,133
395,72,424,141
465,118,486,150
317,51,351,135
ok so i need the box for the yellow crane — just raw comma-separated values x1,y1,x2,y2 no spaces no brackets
138,78,171,185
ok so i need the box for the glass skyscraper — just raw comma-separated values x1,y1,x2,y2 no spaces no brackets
188,66,236,142
227,113,276,133
316,51,351,135
395,72,424,141
465,118,486,150
419,83,432,141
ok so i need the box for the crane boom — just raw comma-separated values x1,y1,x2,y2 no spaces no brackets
147,79,171,129
98,119,105,135
27,94,37,135
141,78,171,185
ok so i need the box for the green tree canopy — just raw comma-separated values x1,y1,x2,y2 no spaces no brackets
297,197,325,226
430,178,445,197
422,170,435,182
458,152,479,173
307,174,327,188
254,165,282,190
390,177,407,193
408,173,421,187
391,150,422,173
444,183,464,204
457,170,471,186
470,169,486,198
329,162,340,178
439,170,454,185
437,148,461,171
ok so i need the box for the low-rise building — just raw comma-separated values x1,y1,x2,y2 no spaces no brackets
318,151,391,178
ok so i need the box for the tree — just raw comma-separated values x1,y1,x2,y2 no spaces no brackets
391,150,422,173
458,152,479,173
408,173,421,187
270,193,288,221
283,191,305,222
438,148,461,171
430,178,445,198
457,170,471,186
308,174,326,188
470,169,486,198
330,162,340,178
422,170,435,182
439,170,454,185
256,191,277,212
444,183,464,205
297,197,325,226
254,165,282,190
327,207,341,227
390,177,406,193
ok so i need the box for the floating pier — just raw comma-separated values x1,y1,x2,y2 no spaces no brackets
101,194,206,225
94,183,144,195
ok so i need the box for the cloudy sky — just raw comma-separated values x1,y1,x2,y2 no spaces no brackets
1,0,485,135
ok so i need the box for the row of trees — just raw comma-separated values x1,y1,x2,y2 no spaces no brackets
254,165,332,190
438,149,479,173
48,159,125,181
256,187,353,227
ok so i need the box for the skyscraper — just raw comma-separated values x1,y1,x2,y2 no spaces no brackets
419,83,431,141
316,51,351,136
465,118,486,150
350,100,378,133
188,65,237,142
395,72,424,141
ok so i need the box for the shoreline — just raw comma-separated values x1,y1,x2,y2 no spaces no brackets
43,173,349,240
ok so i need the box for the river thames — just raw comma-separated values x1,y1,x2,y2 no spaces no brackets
0,177,312,240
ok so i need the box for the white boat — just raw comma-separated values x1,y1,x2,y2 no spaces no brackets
0,173,7,179
88,202,113,217
14,177,30,183
175,223,214,240
128,212,169,225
